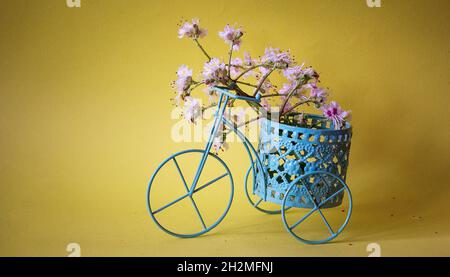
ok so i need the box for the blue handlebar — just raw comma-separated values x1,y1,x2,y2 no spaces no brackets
212,87,261,103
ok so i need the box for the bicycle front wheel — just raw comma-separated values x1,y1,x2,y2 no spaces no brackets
147,149,234,238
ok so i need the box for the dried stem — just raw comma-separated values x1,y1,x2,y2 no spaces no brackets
233,64,263,81
194,38,211,61
282,99,316,115
261,93,283,98
227,45,234,78
236,80,257,88
280,81,303,114
189,81,204,92
253,67,275,96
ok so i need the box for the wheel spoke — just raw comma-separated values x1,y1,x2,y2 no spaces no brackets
193,173,228,194
189,196,207,230
173,158,208,229
153,192,190,215
289,207,318,230
316,208,335,236
318,186,345,208
253,198,263,207
172,158,189,191
301,179,335,236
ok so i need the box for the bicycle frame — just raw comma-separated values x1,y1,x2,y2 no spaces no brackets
188,87,268,200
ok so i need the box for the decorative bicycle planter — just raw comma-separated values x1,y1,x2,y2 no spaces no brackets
147,87,353,244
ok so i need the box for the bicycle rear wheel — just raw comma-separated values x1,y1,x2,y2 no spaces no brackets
281,171,352,244
244,163,289,214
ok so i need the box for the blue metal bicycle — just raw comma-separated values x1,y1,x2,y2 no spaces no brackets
147,87,353,244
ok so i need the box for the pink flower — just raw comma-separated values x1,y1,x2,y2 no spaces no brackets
259,66,271,76
178,18,207,39
261,47,293,69
219,24,243,51
175,65,193,93
279,81,303,96
203,87,218,104
283,65,319,82
243,52,257,66
212,135,229,153
321,101,351,130
302,67,319,80
299,82,327,103
183,97,202,123
279,83,291,95
309,86,327,103
283,65,304,81
230,57,243,78
202,58,228,86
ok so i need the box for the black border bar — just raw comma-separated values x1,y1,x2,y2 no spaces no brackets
0,257,448,274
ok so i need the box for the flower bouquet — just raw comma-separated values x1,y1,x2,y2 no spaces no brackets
173,18,353,209
174,19,351,147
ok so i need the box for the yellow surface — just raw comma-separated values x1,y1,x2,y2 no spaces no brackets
1,0,449,256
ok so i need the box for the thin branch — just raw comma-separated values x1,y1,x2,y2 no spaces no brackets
227,45,234,78
280,81,303,114
231,84,262,113
261,93,283,98
189,81,205,92
282,99,316,115
237,116,260,128
194,39,211,61
202,103,218,113
253,67,275,97
226,64,245,69
233,64,264,81
236,80,258,88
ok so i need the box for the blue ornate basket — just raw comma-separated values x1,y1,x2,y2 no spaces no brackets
254,114,352,209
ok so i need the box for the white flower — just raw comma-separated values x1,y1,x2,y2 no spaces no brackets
177,64,192,79
202,58,228,86
261,47,293,69
178,18,208,39
212,135,229,153
183,97,202,123
175,65,193,94
302,67,319,80
219,24,243,51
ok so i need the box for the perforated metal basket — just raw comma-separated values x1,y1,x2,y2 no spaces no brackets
254,114,352,208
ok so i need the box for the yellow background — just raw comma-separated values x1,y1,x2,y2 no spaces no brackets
1,0,449,256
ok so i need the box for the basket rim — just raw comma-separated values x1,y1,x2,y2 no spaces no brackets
260,113,352,136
